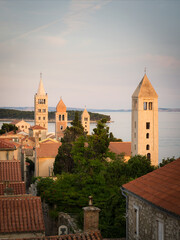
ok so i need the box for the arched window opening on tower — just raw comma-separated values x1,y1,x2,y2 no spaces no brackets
146,122,150,129
146,144,150,150
60,126,63,130
149,102,153,110
84,117,88,121
143,102,147,110
62,115,65,121
147,153,151,160
59,115,61,121
146,133,149,139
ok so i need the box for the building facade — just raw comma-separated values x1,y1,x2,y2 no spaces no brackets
81,108,90,135
131,74,158,166
55,98,68,140
34,74,48,130
122,159,180,240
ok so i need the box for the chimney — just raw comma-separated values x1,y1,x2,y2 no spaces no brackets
83,196,100,232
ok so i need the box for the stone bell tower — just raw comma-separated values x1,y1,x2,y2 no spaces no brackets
131,74,158,166
81,108,90,135
34,73,48,130
55,98,68,140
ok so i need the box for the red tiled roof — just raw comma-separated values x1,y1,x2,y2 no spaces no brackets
0,195,45,233
0,182,26,195
0,161,22,182
109,142,131,156
0,139,16,150
29,125,47,130
10,120,21,125
11,231,102,240
37,142,62,158
122,158,180,216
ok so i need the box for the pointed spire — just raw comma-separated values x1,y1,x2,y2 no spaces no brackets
37,73,46,96
56,98,66,112
132,74,158,98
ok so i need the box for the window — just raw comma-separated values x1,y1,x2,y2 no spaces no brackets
147,153,151,160
134,144,136,150
62,115,65,121
84,117,88,121
85,125,87,128
43,117,45,120
38,117,41,120
144,102,147,110
38,99,45,104
146,122,150,129
42,109,46,112
22,125,24,128
38,109,41,112
157,220,164,240
59,115,61,121
133,206,139,236
134,132,136,138
149,102,153,110
60,126,63,130
146,133,149,139
146,144,150,150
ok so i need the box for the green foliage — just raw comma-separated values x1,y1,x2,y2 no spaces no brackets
0,123,18,135
126,155,156,178
39,119,156,238
109,132,122,142
159,156,177,167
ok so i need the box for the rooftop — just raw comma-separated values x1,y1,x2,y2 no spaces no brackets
109,142,131,156
0,195,45,233
37,142,62,158
0,139,16,150
0,182,26,195
0,160,22,182
29,125,47,130
122,158,180,217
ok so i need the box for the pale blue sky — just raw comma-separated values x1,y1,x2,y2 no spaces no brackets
0,0,180,109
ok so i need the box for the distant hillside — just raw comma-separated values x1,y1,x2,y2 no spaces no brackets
0,108,110,122
1,107,179,112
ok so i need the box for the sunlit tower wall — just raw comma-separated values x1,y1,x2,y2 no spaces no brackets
131,74,158,166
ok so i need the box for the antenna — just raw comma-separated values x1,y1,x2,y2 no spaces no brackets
144,67,146,75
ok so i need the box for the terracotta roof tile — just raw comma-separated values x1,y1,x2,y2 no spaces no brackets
0,182,26,195
37,142,62,158
109,142,131,156
29,125,47,130
0,160,22,182
0,195,45,233
11,231,102,240
122,158,180,216
0,139,16,150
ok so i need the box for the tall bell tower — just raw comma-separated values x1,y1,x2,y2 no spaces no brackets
131,74,158,166
55,98,68,140
34,73,48,130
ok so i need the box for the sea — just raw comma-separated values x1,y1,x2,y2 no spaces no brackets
0,111,180,163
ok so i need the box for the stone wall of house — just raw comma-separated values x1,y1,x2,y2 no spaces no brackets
127,194,180,240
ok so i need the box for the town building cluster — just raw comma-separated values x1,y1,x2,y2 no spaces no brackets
0,74,179,239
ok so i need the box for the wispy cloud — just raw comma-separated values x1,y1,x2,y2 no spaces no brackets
9,0,112,42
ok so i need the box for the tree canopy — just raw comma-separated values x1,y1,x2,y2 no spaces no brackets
0,123,18,135
38,119,156,238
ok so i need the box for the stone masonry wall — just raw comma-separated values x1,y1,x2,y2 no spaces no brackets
127,194,180,240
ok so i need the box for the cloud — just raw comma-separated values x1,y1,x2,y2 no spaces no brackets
43,36,66,46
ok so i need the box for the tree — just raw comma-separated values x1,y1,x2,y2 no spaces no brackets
126,155,156,178
53,111,85,174
159,156,177,167
0,123,18,135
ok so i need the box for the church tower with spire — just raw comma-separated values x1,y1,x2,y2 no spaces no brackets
131,74,158,166
34,73,48,130
81,108,90,135
55,98,68,140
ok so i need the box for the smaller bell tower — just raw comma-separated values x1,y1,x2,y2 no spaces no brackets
55,98,68,140
81,108,90,135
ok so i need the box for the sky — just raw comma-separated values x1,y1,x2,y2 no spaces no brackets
0,0,180,110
